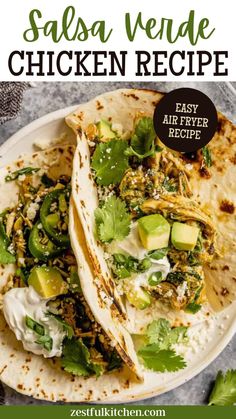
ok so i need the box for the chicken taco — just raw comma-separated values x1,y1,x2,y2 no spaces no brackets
66,88,236,334
0,143,144,402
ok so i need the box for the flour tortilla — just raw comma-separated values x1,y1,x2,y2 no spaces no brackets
0,145,140,402
188,112,236,310
66,88,236,334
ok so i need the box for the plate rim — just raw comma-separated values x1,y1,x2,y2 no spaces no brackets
0,105,236,404
0,105,77,158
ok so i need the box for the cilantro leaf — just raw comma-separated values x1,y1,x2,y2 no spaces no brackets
208,370,236,406
202,146,212,167
47,313,74,339
138,319,188,372
185,285,203,314
61,338,104,377
125,117,156,160
147,319,188,349
91,140,129,186
187,252,200,266
95,196,130,243
147,318,171,346
166,271,186,284
185,302,202,314
138,346,186,372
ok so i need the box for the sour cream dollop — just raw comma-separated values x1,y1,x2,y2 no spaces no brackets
108,222,170,287
3,286,66,357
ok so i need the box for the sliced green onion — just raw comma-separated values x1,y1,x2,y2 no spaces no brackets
148,271,163,286
5,167,40,182
25,315,45,336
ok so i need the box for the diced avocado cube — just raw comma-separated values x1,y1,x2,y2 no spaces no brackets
138,214,170,251
171,222,199,251
28,266,67,298
97,120,116,140
126,287,151,310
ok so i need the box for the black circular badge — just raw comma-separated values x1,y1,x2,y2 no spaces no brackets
153,88,218,152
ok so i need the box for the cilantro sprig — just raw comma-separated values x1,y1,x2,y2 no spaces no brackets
146,318,188,348
125,117,156,160
95,196,130,243
208,370,236,406
138,318,188,373
91,139,129,186
61,338,104,377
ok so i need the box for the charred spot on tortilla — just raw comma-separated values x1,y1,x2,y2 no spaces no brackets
217,119,224,134
123,93,139,101
78,151,84,168
76,112,84,121
96,100,104,110
219,199,235,214
230,154,236,164
221,287,229,297
112,389,119,394
77,127,83,136
199,166,211,179
80,200,85,208
0,365,7,375
222,265,229,271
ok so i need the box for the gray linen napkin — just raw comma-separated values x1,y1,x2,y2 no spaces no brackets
0,82,30,125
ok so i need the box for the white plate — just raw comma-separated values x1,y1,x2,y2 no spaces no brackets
0,107,235,403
